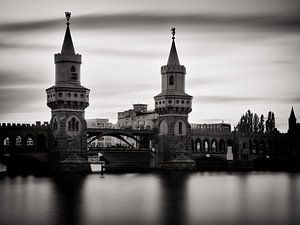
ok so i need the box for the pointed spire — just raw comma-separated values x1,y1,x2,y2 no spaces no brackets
61,12,75,54
167,27,180,65
290,107,296,119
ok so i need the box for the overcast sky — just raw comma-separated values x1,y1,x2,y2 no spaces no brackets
0,0,300,132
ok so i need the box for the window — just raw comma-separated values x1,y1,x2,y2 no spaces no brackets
16,136,22,147
169,75,174,85
53,118,58,131
68,117,80,131
204,141,209,152
70,66,78,80
178,121,183,134
4,137,10,146
27,138,34,146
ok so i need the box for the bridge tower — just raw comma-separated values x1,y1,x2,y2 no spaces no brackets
153,29,195,169
46,12,91,172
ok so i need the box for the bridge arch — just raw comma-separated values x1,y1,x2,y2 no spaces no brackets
219,139,226,153
88,132,142,149
194,138,201,152
211,139,217,153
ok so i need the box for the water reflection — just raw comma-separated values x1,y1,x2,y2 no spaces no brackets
0,172,300,225
51,174,87,225
158,172,189,225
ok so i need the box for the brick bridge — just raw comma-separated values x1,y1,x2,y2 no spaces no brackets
0,123,155,171
0,122,297,171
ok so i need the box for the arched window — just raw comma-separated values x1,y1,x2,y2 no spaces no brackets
178,121,183,134
196,140,201,152
68,117,80,132
53,118,58,131
70,66,78,80
4,137,10,146
169,75,174,85
211,140,217,152
204,140,209,152
219,140,225,153
27,138,34,146
16,136,22,147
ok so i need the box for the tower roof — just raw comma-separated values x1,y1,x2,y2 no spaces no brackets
61,12,75,54
290,107,296,119
167,39,180,66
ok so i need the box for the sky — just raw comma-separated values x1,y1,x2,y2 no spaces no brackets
0,0,300,132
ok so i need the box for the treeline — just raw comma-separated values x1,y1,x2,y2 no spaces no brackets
236,110,277,134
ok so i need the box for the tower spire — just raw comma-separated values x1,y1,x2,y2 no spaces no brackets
290,107,296,119
167,27,180,65
61,11,75,54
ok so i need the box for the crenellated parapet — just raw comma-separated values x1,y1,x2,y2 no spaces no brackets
0,121,49,129
161,65,186,73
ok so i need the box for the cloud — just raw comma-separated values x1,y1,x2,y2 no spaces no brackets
0,42,55,50
0,13,300,34
0,69,48,88
194,95,300,104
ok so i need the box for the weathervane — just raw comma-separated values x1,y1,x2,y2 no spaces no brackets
65,11,71,25
171,27,175,40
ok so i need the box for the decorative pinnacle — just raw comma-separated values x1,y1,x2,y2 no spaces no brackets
65,11,71,25
171,27,175,40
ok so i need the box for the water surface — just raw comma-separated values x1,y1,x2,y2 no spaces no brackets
1,172,300,225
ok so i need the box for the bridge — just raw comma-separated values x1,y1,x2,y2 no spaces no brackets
0,124,155,172
87,127,154,149
0,122,297,172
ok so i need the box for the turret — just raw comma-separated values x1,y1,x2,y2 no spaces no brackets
46,12,90,172
154,28,192,116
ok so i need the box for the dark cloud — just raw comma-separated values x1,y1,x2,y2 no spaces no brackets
0,69,48,87
0,13,300,34
0,41,55,50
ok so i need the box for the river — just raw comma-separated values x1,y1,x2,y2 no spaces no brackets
0,171,300,225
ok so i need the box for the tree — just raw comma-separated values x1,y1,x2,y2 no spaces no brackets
253,113,259,133
266,111,276,133
259,114,264,133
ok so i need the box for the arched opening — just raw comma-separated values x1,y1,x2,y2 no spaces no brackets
27,137,34,147
70,66,78,80
178,121,183,134
204,139,209,152
195,139,201,152
169,75,174,85
68,117,80,132
53,117,58,131
15,135,22,147
219,139,225,153
4,137,10,146
211,140,217,152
